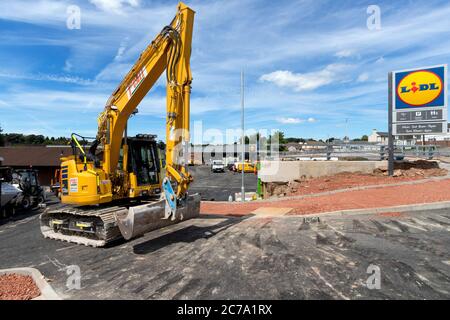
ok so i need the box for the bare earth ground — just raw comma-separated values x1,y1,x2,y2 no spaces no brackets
201,162,450,216
282,170,446,196
265,161,447,198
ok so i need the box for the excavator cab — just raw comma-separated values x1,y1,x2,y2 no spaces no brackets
124,135,162,197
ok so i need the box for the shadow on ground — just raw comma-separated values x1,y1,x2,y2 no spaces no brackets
0,208,43,227
133,215,250,254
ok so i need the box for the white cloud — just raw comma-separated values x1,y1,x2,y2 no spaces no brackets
0,71,95,85
335,49,353,58
95,63,132,81
114,37,129,62
260,64,352,92
89,0,140,14
375,57,385,64
276,117,317,124
357,73,369,82
63,60,73,72
277,117,302,124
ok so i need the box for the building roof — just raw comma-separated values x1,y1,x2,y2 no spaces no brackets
0,146,72,167
304,140,326,146
376,132,388,137
284,142,302,150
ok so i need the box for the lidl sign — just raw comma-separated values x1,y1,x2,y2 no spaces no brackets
391,64,447,135
394,65,447,109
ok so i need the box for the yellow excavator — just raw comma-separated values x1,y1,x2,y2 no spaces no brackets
40,2,200,247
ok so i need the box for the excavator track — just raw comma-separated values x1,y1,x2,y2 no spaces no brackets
40,194,201,247
40,205,129,247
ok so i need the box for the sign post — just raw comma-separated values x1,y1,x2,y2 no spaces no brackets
389,64,448,175
388,72,394,176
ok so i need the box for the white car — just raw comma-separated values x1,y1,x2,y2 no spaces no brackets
211,160,225,173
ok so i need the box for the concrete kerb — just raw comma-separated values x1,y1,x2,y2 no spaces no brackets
236,200,450,220
285,200,450,219
0,267,61,300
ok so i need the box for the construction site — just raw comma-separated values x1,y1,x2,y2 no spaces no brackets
1,0,450,304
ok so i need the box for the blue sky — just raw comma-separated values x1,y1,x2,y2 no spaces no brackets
0,0,449,142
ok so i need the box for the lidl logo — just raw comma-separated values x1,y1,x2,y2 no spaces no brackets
394,65,447,109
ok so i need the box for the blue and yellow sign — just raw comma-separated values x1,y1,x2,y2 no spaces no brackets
394,65,447,109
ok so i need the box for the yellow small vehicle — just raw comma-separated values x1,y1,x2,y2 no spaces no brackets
236,162,256,173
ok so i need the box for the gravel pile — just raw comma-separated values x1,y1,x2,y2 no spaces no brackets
0,274,41,300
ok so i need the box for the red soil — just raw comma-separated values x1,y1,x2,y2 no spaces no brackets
0,274,40,300
201,178,450,217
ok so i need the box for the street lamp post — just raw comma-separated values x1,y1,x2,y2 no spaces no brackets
241,70,245,202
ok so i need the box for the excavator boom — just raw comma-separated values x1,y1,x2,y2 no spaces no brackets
97,2,194,199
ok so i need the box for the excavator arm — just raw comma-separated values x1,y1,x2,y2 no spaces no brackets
95,2,194,203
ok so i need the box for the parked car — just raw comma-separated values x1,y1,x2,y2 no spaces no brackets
211,160,225,173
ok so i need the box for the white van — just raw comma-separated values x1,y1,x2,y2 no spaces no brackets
211,160,225,173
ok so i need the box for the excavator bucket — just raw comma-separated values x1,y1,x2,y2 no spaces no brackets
115,193,201,240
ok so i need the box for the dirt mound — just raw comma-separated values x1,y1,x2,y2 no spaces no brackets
373,160,446,178
265,160,447,198
0,274,40,300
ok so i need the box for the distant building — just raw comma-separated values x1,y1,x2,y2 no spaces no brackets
395,135,418,146
285,142,302,152
301,140,327,150
421,123,450,147
0,145,72,185
187,144,255,165
368,129,388,144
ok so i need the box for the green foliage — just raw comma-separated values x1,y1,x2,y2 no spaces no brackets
157,140,166,150
285,137,306,143
266,131,287,152
353,135,369,142
0,125,4,147
0,132,71,146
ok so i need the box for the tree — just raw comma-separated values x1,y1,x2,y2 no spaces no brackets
0,125,4,147
285,137,306,143
157,140,166,150
353,135,369,142
267,131,287,152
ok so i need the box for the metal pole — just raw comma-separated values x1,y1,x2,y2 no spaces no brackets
345,118,349,143
241,70,245,202
388,72,394,176
0,177,3,215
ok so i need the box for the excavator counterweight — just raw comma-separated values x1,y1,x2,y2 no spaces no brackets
40,2,200,247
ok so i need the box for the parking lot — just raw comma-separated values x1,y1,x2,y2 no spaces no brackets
1,205,450,299
188,165,258,201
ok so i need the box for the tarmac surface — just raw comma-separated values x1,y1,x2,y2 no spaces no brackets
188,165,258,201
1,206,450,299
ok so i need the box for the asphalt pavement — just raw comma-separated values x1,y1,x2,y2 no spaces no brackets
188,165,257,201
1,205,450,299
